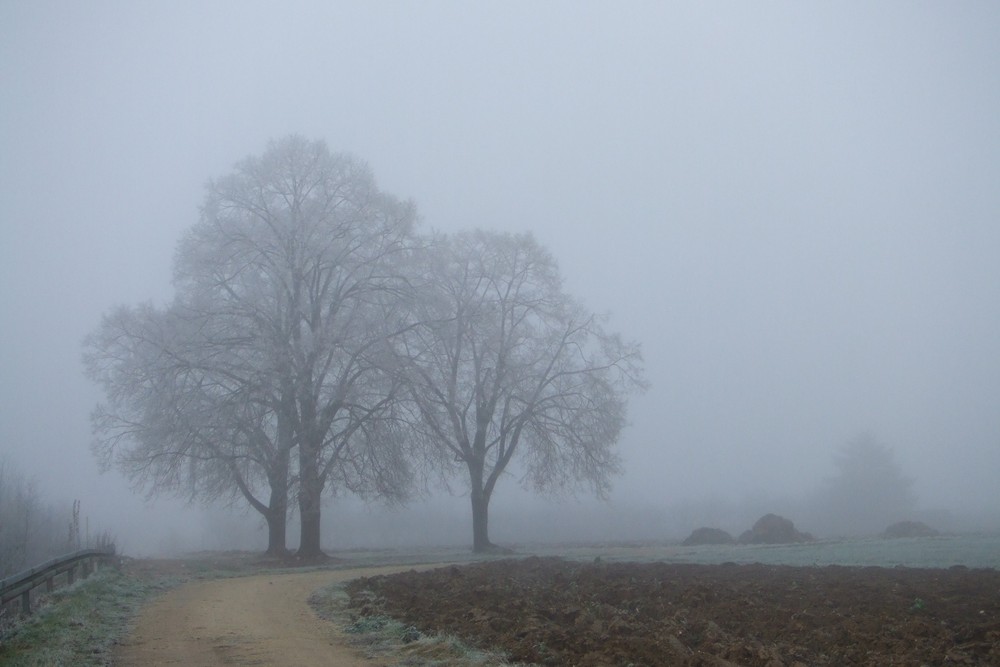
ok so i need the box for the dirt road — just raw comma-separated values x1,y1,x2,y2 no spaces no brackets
117,565,427,667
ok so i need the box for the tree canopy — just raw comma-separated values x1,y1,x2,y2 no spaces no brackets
401,230,646,551
85,136,645,555
86,136,419,558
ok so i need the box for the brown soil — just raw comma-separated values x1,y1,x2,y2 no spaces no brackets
116,564,429,667
347,557,1000,666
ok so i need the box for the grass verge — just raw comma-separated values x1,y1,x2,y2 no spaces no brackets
0,569,178,666
309,581,530,667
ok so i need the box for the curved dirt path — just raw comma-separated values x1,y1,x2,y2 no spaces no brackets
117,565,433,666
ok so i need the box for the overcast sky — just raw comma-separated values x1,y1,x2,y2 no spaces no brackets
2,1,999,549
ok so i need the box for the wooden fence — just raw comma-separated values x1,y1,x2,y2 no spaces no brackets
0,549,118,617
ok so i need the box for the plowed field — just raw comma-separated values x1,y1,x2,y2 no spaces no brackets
347,557,1000,666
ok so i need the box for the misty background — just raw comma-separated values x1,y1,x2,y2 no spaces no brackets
2,2,999,556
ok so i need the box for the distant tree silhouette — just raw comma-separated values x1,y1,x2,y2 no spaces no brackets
812,433,917,536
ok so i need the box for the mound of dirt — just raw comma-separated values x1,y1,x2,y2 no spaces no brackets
347,557,1000,666
681,527,734,545
738,513,814,544
883,520,940,538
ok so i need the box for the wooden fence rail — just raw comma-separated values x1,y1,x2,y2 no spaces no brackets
0,549,118,617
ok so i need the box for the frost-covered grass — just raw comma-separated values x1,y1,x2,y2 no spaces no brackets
325,533,1000,570
515,533,1000,569
309,582,529,667
0,569,177,666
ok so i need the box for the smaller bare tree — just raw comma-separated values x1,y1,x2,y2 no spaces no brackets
85,302,295,555
402,230,646,552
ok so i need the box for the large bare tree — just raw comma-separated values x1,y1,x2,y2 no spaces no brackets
402,230,646,552
86,136,418,558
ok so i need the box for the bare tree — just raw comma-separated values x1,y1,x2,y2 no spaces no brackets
85,301,294,554
87,136,419,559
401,230,646,552
0,459,65,576
190,136,419,559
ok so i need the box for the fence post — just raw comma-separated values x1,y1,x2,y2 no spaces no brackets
20,589,30,615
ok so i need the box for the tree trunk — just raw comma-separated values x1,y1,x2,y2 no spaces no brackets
296,439,325,560
469,462,494,552
297,500,322,559
264,449,289,556
471,491,493,552
264,508,287,556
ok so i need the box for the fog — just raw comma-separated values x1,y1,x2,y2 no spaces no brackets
2,2,999,556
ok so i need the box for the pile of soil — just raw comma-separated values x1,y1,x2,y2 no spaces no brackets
347,557,1000,666
738,514,814,545
682,527,735,546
